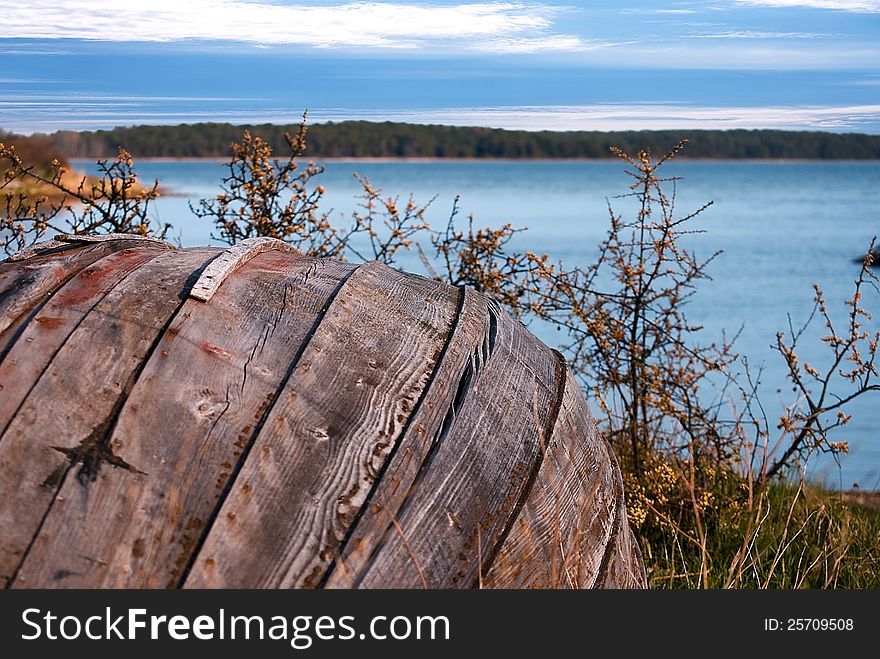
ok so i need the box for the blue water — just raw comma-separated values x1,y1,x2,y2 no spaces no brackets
73,158,880,489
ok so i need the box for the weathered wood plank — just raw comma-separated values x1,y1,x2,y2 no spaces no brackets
0,240,153,337
183,261,458,588
351,296,565,589
0,248,216,587
594,523,646,588
322,286,486,588
593,455,647,589
0,246,165,437
12,253,356,588
6,239,67,263
483,370,619,588
189,237,295,302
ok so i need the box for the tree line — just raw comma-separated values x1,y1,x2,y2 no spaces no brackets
15,121,880,160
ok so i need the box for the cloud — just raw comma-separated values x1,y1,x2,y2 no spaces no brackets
305,104,880,132
691,30,830,38
736,0,880,12
483,36,623,53
1,1,588,52
7,102,880,134
620,8,698,13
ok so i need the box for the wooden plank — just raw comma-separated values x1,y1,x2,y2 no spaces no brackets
0,248,216,587
189,237,295,302
592,453,647,589
183,261,458,588
482,371,620,588
12,253,356,588
0,239,158,336
5,239,67,263
594,524,646,588
322,286,486,588
5,233,171,262
344,294,565,589
0,246,166,438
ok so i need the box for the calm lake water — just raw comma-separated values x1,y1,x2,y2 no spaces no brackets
74,158,880,489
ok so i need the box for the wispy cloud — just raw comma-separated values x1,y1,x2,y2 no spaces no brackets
6,101,880,134
691,30,831,38
843,77,880,85
348,104,880,131
485,36,623,54
620,8,698,13
2,1,589,53
737,0,880,12
0,48,74,56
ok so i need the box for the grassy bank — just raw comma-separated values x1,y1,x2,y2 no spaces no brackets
629,463,880,588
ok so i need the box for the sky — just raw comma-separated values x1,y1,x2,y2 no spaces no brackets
1,1,879,134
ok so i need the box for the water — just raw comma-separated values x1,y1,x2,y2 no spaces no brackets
73,158,880,489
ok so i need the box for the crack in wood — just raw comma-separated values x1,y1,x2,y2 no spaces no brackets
48,397,145,486
176,263,361,588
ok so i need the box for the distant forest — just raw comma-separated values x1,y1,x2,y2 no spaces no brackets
15,121,880,160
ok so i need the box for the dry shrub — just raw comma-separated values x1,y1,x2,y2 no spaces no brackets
1,143,168,256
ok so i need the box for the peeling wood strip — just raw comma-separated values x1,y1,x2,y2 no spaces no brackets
12,252,356,588
5,239,68,263
0,248,218,587
56,233,175,249
0,246,167,442
189,238,296,302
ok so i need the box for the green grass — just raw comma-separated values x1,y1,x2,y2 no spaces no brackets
635,474,880,589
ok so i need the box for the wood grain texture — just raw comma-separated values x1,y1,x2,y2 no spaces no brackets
352,295,565,589
0,241,135,336
0,246,166,438
594,524,646,589
183,261,458,589
6,239,67,263
592,453,648,589
482,369,620,588
322,286,483,588
189,237,295,302
0,243,647,589
12,252,356,588
0,248,216,587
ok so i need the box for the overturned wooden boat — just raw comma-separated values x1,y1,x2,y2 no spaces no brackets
0,234,645,589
